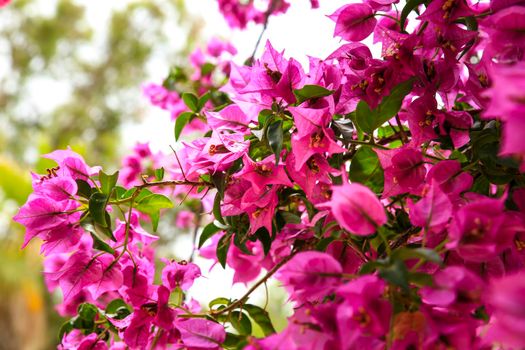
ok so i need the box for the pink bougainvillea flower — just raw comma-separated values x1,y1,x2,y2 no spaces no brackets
234,154,292,193
205,104,253,135
329,4,378,42
401,94,439,145
175,210,195,229
277,251,342,302
114,211,158,246
482,62,525,168
60,331,109,350
481,6,525,64
319,182,387,235
366,0,398,11
409,181,452,230
419,305,482,350
436,110,473,148
326,42,372,71
420,266,484,311
120,255,156,308
161,259,201,291
45,250,104,303
419,0,474,23
124,286,178,347
336,275,392,348
426,159,473,199
153,285,177,330
241,184,280,234
43,148,100,181
227,240,265,284
286,152,339,200
217,0,290,29
291,127,345,171
176,318,226,349
225,41,305,104
206,37,237,57
448,197,523,262
14,197,75,244
142,83,187,119
485,272,525,348
32,175,78,201
376,146,427,198
289,106,332,137
0,0,11,8
88,254,124,300
180,131,249,179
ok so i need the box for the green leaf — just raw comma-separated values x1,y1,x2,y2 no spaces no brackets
349,146,384,193
90,232,115,254
257,109,274,127
154,167,165,181
150,211,161,232
278,211,301,224
136,193,173,213
75,179,92,198
223,333,247,349
121,187,138,200
78,303,98,321
255,227,272,256
354,101,375,134
105,299,131,319
359,260,385,275
199,222,221,248
81,217,116,242
408,272,434,286
216,233,232,268
105,299,129,314
379,259,409,291
332,119,355,141
209,297,230,309
230,311,252,335
213,192,225,224
89,192,109,227
392,247,442,264
198,91,212,110
355,79,414,134
99,170,119,195
233,232,253,255
136,193,173,232
316,236,336,251
201,63,215,76
400,0,428,30
211,172,227,199
267,119,283,165
243,304,276,336
182,92,199,112
175,112,193,140
213,219,230,230
113,186,127,199
58,320,74,341
473,306,489,322
293,84,333,104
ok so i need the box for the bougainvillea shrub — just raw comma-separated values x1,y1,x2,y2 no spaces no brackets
12,0,525,349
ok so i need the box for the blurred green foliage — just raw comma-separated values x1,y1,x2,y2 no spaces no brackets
0,0,199,348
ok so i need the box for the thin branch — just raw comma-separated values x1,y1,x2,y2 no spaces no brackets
248,0,277,63
211,251,297,316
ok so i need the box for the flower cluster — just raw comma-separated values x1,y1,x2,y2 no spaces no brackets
13,0,525,349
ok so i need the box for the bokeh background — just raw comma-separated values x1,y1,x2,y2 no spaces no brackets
0,0,347,348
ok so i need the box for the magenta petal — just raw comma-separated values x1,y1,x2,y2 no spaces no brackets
329,4,377,42
421,287,456,306
409,182,452,229
176,318,226,348
321,182,386,235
